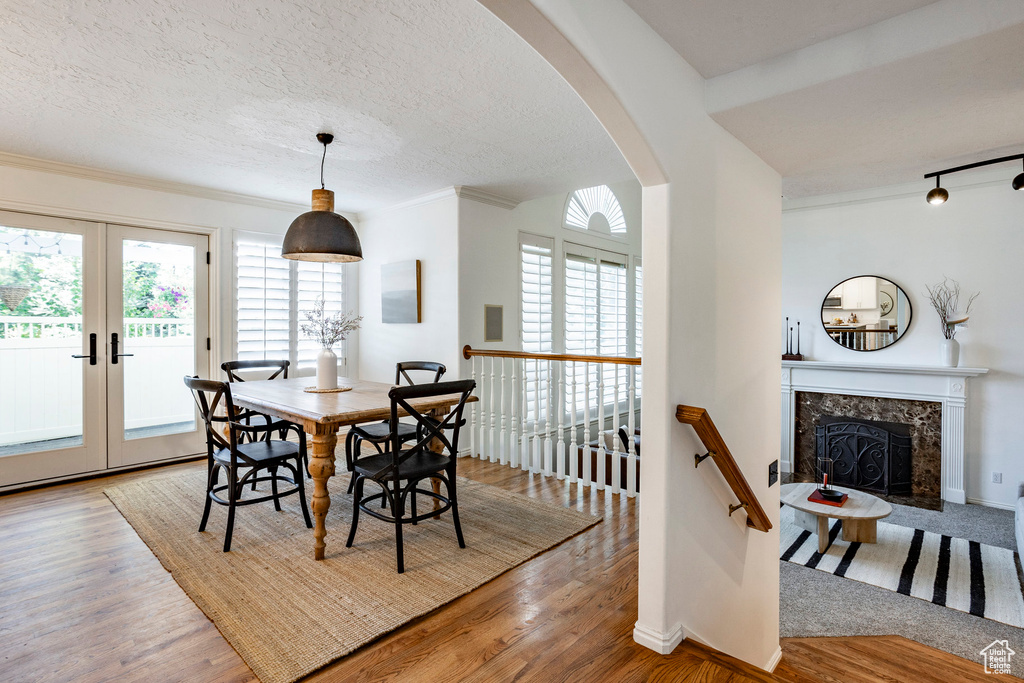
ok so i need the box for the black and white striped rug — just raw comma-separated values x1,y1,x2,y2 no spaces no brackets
780,506,1024,628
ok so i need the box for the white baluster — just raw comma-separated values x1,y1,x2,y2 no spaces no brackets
499,357,507,466
610,364,621,495
556,360,566,480
510,356,519,469
479,357,488,459
521,357,530,471
532,359,541,473
489,357,497,462
627,364,638,498
569,360,578,486
543,358,553,476
470,356,478,458
582,362,592,489
596,362,606,492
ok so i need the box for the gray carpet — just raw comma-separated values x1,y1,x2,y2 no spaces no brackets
781,501,1024,676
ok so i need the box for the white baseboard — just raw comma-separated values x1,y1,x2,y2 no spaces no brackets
966,496,1016,511
764,645,783,672
632,621,684,655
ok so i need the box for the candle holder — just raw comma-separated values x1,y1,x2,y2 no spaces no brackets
816,457,844,502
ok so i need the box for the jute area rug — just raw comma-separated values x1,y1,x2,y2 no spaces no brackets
105,468,601,683
780,505,1024,628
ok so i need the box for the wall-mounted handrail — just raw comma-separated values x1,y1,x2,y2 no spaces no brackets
676,405,772,532
464,345,641,365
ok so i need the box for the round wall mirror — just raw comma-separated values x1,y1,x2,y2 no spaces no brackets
821,276,912,352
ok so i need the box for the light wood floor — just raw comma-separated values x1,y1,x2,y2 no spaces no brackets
0,457,1009,682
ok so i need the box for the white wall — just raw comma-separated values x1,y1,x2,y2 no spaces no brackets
487,0,783,670
783,179,1024,508
357,191,462,383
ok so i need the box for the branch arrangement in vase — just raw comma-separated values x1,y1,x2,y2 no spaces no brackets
925,277,979,340
300,297,362,349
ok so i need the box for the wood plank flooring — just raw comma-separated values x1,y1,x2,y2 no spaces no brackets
0,457,1008,682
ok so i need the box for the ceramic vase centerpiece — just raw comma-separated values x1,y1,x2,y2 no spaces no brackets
300,297,362,390
925,277,979,368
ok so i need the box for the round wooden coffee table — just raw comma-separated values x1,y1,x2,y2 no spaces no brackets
781,482,893,553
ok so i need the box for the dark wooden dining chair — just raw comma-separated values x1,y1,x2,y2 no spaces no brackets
221,359,308,479
184,376,312,552
344,361,446,493
346,379,475,573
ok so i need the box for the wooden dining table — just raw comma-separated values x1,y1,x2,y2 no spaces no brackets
229,376,477,561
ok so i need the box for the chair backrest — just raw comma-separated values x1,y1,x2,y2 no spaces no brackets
373,379,475,480
184,375,235,451
221,359,290,383
395,361,446,386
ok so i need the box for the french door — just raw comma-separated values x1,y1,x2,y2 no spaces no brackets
0,211,209,489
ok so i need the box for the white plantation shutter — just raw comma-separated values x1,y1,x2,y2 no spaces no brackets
520,234,553,423
235,232,350,368
297,261,346,369
520,235,553,353
599,259,627,405
236,236,290,361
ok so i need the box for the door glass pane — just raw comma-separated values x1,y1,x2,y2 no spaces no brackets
122,240,196,440
0,226,85,455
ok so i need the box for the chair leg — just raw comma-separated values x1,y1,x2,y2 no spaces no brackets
224,467,238,552
270,466,281,511
411,486,417,525
394,483,405,574
296,460,312,528
345,431,358,494
199,463,218,532
447,472,466,549
346,476,365,547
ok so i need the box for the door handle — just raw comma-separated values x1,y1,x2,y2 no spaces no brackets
72,333,97,365
111,332,134,364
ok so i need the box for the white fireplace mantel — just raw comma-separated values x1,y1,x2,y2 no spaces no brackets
781,360,988,504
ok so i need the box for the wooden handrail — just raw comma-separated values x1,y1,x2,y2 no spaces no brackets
676,405,773,532
463,345,641,366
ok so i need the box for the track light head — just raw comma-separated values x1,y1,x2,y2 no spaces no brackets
926,177,948,205
1014,161,1024,190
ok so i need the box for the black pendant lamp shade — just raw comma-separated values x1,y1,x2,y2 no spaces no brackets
282,133,363,263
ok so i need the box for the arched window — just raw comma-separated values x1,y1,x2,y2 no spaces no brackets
564,185,626,235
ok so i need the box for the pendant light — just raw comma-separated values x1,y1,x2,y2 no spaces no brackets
282,133,363,262
1013,159,1024,191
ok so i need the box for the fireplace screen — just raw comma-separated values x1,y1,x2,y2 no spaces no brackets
815,416,911,495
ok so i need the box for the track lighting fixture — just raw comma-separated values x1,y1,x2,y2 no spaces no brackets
924,153,1024,205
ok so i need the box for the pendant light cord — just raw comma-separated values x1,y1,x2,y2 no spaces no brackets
320,142,327,190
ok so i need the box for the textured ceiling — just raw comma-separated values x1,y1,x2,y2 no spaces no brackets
711,20,1024,198
623,0,936,78
0,0,633,211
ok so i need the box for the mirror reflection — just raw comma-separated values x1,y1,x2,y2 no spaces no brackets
821,276,911,351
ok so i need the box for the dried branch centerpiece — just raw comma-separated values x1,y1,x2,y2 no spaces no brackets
300,297,362,391
925,277,979,367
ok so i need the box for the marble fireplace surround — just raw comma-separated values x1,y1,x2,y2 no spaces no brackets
781,361,988,504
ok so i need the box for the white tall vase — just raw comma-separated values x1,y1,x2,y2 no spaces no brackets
317,347,338,390
940,338,960,367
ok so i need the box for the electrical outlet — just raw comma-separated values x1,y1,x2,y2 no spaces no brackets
992,472,1003,484
768,460,779,487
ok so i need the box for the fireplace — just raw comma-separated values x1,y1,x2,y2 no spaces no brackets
815,416,911,496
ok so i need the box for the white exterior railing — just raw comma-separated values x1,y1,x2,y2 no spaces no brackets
463,346,641,498
0,316,195,447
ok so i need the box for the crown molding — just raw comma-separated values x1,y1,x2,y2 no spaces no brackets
454,185,519,210
357,187,459,221
0,151,307,214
